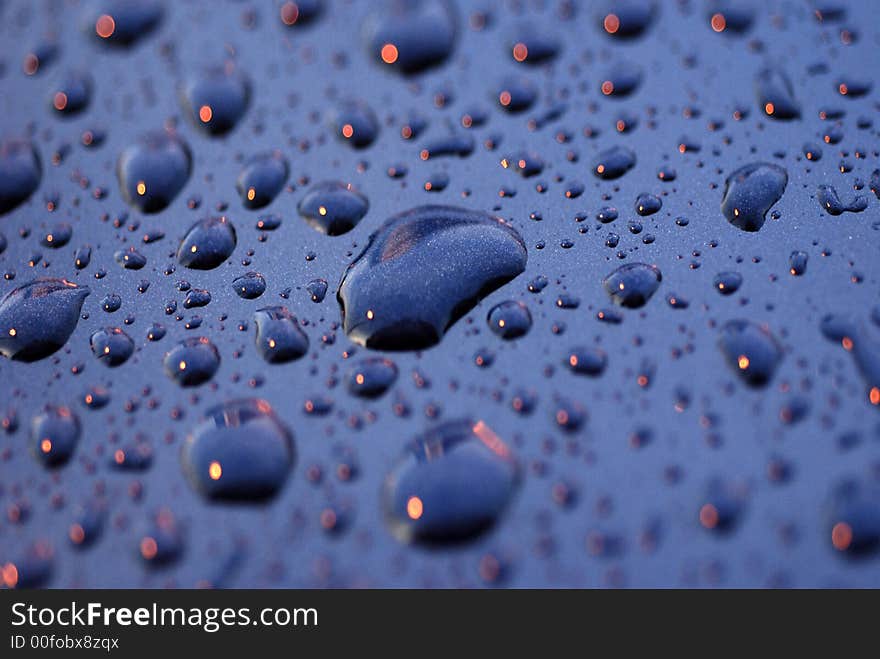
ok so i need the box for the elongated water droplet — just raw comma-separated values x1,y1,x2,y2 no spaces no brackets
720,162,787,232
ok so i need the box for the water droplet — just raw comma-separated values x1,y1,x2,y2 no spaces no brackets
332,100,380,148
718,320,783,387
0,279,89,361
49,71,92,116
365,0,457,74
254,306,309,363
88,1,163,47
565,346,608,376
826,479,880,558
181,399,295,501
713,271,743,295
598,1,657,39
603,263,662,308
816,184,868,215
117,131,192,213
236,151,288,209
31,405,80,468
496,76,537,113
89,327,135,367
180,64,250,136
487,300,532,340
755,67,800,119
720,162,788,232
338,205,527,350
346,357,398,398
382,419,518,545
163,337,220,387
789,251,808,276
177,216,237,270
232,272,266,299
0,138,41,215
298,181,369,236
593,145,636,179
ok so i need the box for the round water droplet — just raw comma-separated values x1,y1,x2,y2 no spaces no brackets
713,271,743,295
720,162,787,232
346,357,398,398
232,272,266,299
593,145,636,179
163,337,220,387
0,138,41,215
177,216,237,270
0,279,89,361
298,181,369,236
487,300,532,339
236,151,288,209
332,100,380,148
826,479,880,558
496,76,537,113
365,0,457,74
338,205,527,350
49,71,92,116
565,346,608,376
180,64,250,136
755,67,800,119
598,1,657,39
89,327,134,367
31,405,80,468
117,131,192,213
181,399,295,501
718,319,783,387
254,306,309,363
382,419,518,545
87,0,163,47
603,263,662,308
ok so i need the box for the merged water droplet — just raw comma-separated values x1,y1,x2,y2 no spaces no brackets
0,279,89,361
89,327,135,367
181,399,295,501
365,0,457,74
382,419,518,545
718,319,783,387
236,151,288,209
346,357,398,398
31,405,80,468
816,185,868,215
163,337,221,387
603,263,662,308
177,216,237,270
253,306,309,363
720,162,788,232
297,181,369,236
0,138,41,215
117,131,192,213
338,205,527,350
180,64,250,136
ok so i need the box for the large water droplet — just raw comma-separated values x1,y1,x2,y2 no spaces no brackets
117,131,192,213
0,279,89,361
181,399,295,502
720,162,787,232
338,205,527,350
382,419,518,545
298,181,369,236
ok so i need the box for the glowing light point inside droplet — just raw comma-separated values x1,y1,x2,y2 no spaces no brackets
406,496,423,520
381,43,399,64
209,461,222,480
199,105,213,123
136,181,146,196
96,14,116,39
